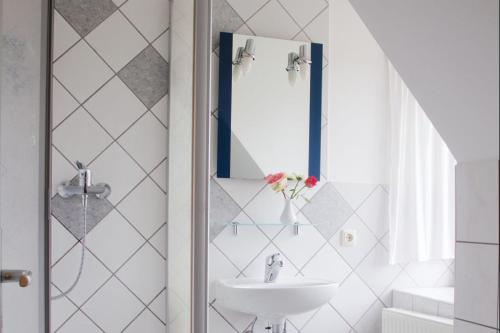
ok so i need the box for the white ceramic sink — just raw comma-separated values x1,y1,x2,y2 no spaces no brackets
216,277,338,325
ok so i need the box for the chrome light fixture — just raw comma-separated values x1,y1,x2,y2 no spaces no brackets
233,38,256,80
286,44,312,85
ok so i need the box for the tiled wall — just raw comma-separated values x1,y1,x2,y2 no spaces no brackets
209,1,454,332
454,160,499,332
50,0,168,332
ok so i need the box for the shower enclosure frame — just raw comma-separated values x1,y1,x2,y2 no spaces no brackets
43,0,53,332
191,0,212,332
42,0,213,332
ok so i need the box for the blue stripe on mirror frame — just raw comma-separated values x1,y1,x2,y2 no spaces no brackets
217,33,323,179
308,42,323,179
217,32,233,178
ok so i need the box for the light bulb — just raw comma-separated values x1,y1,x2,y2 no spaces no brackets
241,56,253,75
233,65,242,82
299,62,310,80
288,70,297,86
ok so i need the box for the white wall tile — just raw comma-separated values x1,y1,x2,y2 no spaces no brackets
52,108,113,165
85,77,146,139
356,243,401,295
404,260,449,287
280,0,328,28
455,243,498,328
82,278,144,332
52,78,79,128
124,309,165,333
149,289,166,323
246,0,300,40
118,112,167,172
225,0,268,21
53,40,113,102
121,0,170,42
50,286,78,331
273,214,326,268
53,11,80,60
354,300,384,333
51,246,112,305
117,178,167,238
208,307,238,333
57,311,102,333
213,212,269,270
209,244,240,301
301,304,351,333
51,217,77,264
356,186,389,239
330,273,377,326
86,210,144,271
334,182,377,211
89,143,146,205
86,11,148,71
456,160,499,244
301,244,351,282
151,95,168,127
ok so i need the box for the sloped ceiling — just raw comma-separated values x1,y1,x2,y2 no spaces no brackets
348,0,499,162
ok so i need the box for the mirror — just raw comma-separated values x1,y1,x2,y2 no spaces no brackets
217,32,323,179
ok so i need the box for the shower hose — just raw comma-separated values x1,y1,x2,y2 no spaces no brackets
51,194,88,300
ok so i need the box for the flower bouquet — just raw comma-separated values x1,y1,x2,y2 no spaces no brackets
265,173,318,224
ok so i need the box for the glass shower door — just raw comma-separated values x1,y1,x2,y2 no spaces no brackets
0,0,50,331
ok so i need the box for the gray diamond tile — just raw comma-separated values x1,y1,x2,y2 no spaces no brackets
302,182,353,241
118,46,169,109
51,194,113,239
55,0,117,37
212,0,244,49
210,178,241,241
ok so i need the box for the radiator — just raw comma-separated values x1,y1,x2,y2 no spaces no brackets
382,308,454,333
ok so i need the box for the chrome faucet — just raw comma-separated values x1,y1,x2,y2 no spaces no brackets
58,161,111,199
264,253,283,283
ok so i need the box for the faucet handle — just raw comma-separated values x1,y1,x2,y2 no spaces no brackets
75,161,88,170
266,253,282,266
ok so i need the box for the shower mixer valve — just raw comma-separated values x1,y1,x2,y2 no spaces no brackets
58,161,111,199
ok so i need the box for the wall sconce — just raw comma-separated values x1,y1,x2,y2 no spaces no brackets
286,44,311,85
233,39,256,81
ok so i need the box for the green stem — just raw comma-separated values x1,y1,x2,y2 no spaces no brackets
290,179,300,199
293,184,307,199
281,190,287,199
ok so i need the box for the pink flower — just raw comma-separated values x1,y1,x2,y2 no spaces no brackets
265,172,286,185
304,176,318,188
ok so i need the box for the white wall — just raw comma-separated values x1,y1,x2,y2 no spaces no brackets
347,0,499,163
329,0,390,185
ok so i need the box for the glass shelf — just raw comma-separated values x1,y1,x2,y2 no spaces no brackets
227,221,326,236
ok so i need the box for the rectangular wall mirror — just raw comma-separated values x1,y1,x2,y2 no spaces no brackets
217,32,323,179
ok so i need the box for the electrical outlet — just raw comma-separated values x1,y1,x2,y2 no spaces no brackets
341,229,357,247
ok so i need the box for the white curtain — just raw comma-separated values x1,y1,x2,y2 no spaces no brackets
388,62,456,264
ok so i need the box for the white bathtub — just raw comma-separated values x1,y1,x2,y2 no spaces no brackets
393,287,454,319
382,287,455,333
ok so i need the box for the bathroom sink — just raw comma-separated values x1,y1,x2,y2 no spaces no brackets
215,277,338,325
